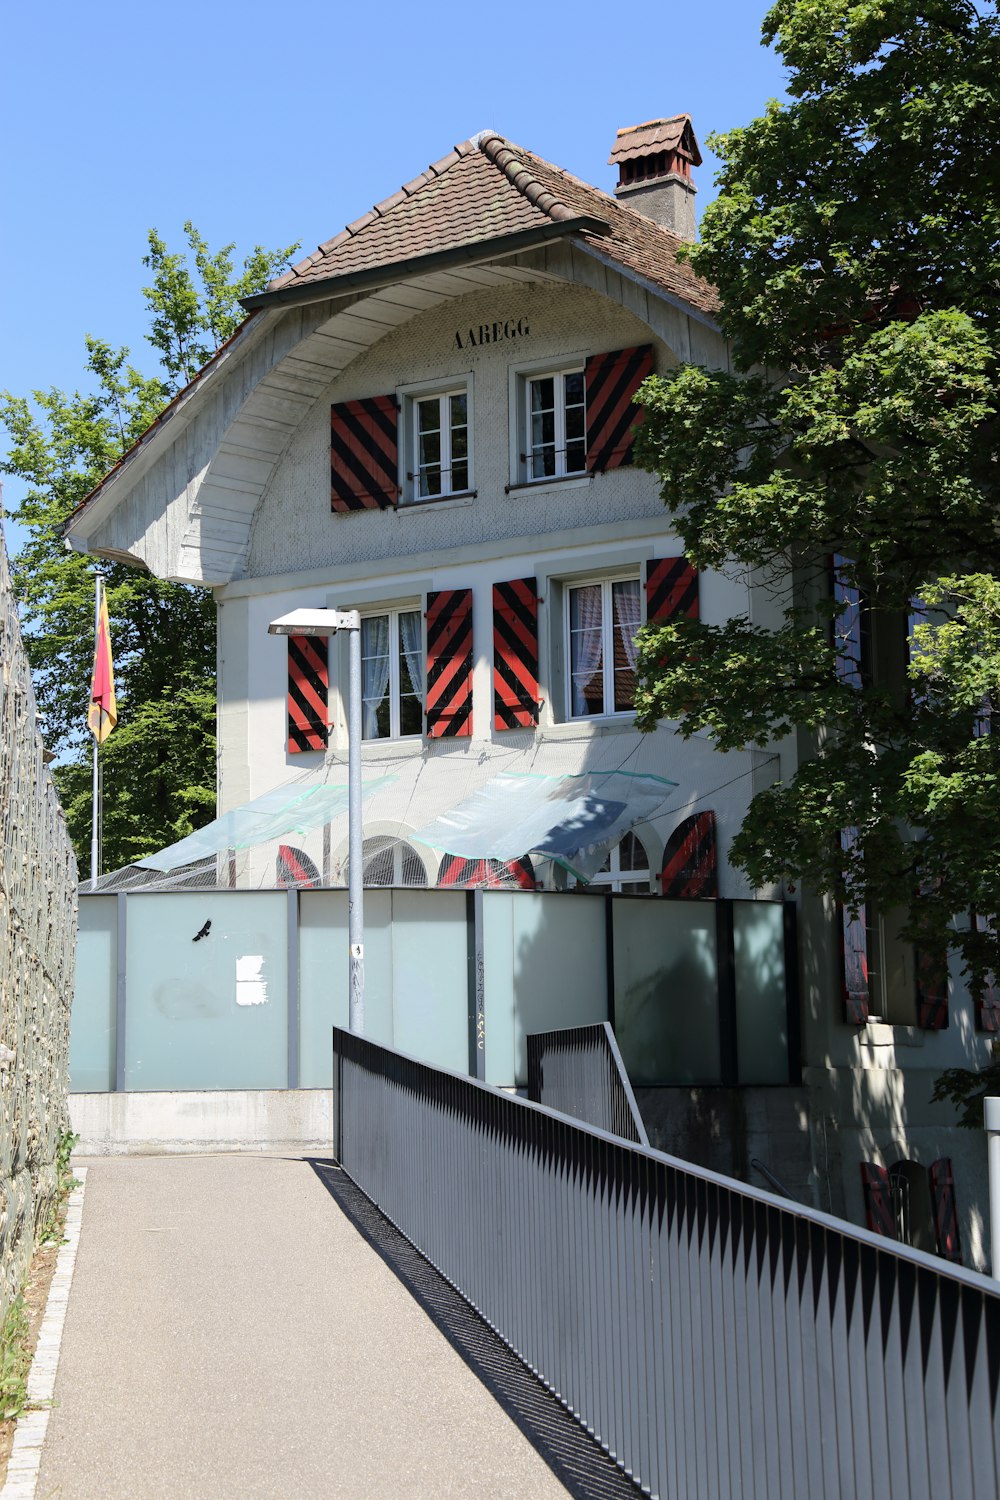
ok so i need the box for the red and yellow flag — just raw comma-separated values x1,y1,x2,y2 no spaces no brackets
87,588,117,743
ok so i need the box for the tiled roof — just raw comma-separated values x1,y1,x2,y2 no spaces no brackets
608,116,702,168
264,131,718,318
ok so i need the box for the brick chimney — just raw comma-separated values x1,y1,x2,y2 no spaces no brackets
609,116,701,240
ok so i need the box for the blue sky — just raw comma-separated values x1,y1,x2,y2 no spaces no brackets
1,0,788,553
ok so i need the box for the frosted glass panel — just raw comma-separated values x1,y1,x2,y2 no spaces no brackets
124,892,288,1090
298,890,393,1087
734,902,788,1084
483,892,608,1087
391,890,468,1072
70,896,116,1092
614,899,720,1085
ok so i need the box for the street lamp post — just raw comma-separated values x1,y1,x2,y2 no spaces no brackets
268,607,365,1034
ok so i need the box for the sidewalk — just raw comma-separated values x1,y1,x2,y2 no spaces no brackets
34,1155,574,1499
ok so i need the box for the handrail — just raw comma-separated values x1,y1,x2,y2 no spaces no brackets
526,1021,649,1146
333,1026,1000,1500
749,1156,797,1201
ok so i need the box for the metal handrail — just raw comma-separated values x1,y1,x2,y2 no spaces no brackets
527,1021,649,1146
333,1026,1000,1500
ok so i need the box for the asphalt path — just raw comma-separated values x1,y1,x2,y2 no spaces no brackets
36,1154,573,1499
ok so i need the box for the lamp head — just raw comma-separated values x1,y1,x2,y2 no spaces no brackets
268,607,360,636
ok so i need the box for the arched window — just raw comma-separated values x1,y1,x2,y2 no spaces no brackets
348,836,428,888
568,831,654,894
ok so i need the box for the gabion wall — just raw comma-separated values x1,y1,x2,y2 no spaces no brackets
0,523,77,1308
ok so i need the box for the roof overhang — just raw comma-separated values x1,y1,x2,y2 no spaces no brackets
239,216,611,313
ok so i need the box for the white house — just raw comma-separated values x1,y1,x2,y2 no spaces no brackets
64,118,994,1268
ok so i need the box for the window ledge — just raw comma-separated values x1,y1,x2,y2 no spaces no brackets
505,475,593,497
398,491,476,512
537,717,638,742
860,1022,925,1047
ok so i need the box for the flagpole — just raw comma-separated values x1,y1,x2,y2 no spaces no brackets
90,572,102,890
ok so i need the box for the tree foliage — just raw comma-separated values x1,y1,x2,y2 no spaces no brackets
633,1,1000,997
1,224,298,872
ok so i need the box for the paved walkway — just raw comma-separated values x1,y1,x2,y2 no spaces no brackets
36,1155,574,1499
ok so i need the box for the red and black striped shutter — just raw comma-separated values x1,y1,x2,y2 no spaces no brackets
972,913,1000,1031
929,1158,963,1264
426,589,473,739
276,844,321,889
287,635,329,753
916,948,949,1029
584,344,654,472
330,396,399,511
493,578,540,730
839,828,869,1025
660,811,717,899
860,1162,897,1239
437,855,536,890
645,557,699,623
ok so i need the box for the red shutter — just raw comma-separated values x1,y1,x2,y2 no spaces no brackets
276,844,321,889
860,1162,897,1239
928,1158,963,1264
287,635,329,753
493,578,540,730
645,557,699,623
426,589,473,739
972,912,1000,1031
437,855,536,890
915,949,949,1029
839,827,869,1025
330,396,399,511
660,811,717,899
584,344,654,472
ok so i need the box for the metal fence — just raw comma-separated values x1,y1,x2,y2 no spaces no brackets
333,1026,1000,1500
527,1022,648,1146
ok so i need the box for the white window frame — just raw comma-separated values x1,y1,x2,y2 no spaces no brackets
508,352,592,489
398,377,473,504
360,606,424,742
564,574,642,721
524,366,586,482
567,831,656,894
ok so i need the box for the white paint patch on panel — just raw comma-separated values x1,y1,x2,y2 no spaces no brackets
235,954,268,1006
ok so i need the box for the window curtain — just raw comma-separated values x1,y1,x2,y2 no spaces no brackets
615,581,641,671
399,610,425,706
570,585,605,715
361,615,391,738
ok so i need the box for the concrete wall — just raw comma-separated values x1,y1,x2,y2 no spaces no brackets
0,527,77,1310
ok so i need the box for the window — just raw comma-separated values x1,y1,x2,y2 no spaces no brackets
568,832,654,894
358,837,428,888
361,609,424,740
566,578,641,717
525,369,585,480
403,387,470,502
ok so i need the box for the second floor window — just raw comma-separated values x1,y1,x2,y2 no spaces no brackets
527,370,586,480
361,609,424,739
409,390,469,501
567,578,640,717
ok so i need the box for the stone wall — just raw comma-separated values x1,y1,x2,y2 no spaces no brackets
0,520,77,1310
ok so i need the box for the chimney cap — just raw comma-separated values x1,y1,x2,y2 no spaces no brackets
608,115,702,169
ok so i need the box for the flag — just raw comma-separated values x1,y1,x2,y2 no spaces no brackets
87,586,117,742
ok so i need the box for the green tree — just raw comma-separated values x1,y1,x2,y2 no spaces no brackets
1,224,298,872
633,2,1000,1027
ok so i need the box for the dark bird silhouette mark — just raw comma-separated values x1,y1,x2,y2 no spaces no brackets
192,920,212,942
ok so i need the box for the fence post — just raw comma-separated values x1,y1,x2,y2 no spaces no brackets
287,887,299,1090
467,889,486,1080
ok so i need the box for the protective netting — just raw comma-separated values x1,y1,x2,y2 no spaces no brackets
86,735,683,893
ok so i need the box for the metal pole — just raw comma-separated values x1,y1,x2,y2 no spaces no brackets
90,572,102,891
986,1096,1000,1277
347,618,365,1033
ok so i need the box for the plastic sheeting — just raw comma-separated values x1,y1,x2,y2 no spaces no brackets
411,770,677,881
135,777,396,872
